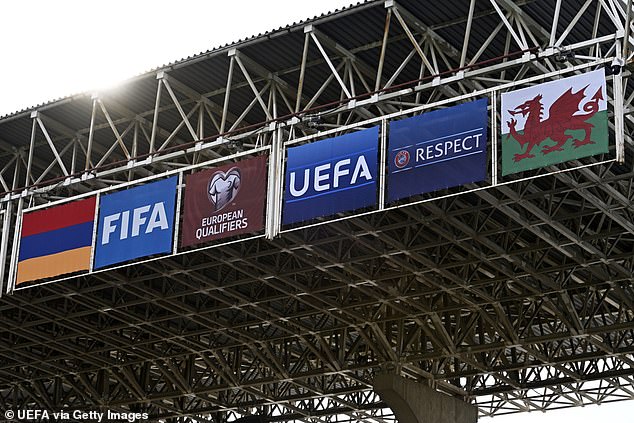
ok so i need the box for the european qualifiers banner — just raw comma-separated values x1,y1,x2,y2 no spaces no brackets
16,197,96,285
501,69,608,175
181,155,267,247
388,98,488,203
94,176,178,269
283,126,379,225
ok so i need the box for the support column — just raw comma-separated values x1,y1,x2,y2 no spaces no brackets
374,373,477,423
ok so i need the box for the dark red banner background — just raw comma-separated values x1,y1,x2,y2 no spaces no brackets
181,155,267,247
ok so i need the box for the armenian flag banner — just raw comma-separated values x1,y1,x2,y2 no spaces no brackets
501,69,608,175
16,197,96,285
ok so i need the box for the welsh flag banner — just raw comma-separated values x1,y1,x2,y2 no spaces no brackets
501,69,608,175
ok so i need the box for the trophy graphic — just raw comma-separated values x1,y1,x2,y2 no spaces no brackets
208,168,241,211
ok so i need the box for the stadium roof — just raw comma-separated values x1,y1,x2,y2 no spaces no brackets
1,1,633,422
0,0,615,159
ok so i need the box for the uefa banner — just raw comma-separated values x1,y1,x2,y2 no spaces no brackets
283,126,379,225
94,177,177,269
16,197,96,285
501,69,608,175
388,99,488,202
181,155,267,247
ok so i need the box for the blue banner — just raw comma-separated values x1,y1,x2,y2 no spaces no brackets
283,126,379,225
94,177,177,269
388,98,488,202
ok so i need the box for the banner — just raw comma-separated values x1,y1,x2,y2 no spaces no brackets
501,69,608,175
16,197,96,285
388,99,488,202
94,177,177,269
283,126,379,225
181,156,267,247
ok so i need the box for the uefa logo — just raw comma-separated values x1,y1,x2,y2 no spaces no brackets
208,168,241,211
394,150,410,169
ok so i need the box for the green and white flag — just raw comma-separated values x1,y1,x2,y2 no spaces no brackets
501,69,608,175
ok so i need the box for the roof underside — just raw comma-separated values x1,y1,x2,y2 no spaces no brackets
1,1,634,422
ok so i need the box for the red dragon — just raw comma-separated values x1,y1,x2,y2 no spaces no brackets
506,85,603,162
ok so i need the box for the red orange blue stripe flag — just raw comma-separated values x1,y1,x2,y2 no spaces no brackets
16,197,96,285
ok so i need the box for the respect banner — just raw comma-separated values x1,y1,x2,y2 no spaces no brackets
388,99,488,202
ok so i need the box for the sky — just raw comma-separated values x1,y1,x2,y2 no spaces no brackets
1,0,633,421
0,0,358,117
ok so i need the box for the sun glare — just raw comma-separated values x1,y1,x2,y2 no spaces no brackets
0,0,354,116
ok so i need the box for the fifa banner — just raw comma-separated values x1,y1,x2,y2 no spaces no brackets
16,197,96,285
181,155,267,247
388,99,488,202
283,126,379,225
501,69,608,175
94,176,177,269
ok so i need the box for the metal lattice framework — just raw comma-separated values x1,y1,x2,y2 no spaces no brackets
1,0,634,422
